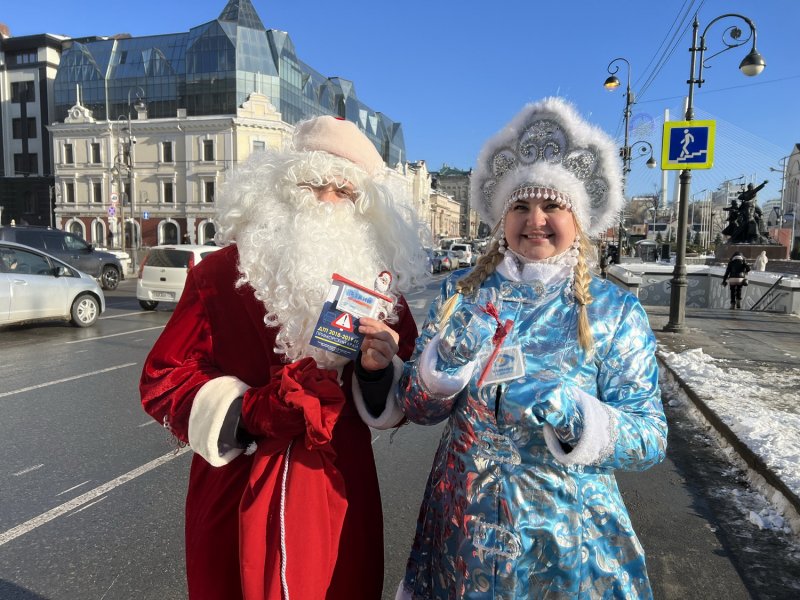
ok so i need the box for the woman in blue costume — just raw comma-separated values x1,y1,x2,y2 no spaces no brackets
395,98,668,599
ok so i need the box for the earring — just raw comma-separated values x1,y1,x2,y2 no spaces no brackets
498,237,507,254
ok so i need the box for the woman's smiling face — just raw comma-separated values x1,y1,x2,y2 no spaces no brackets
503,195,577,260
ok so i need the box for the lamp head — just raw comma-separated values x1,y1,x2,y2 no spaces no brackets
739,48,766,76
646,156,657,169
603,75,620,90
134,98,147,112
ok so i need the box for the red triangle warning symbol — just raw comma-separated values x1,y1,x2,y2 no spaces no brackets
331,312,354,332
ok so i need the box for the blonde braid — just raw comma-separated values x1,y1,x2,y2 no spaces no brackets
572,227,595,355
436,241,505,329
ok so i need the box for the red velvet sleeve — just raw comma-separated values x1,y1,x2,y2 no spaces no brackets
393,295,419,362
140,269,224,443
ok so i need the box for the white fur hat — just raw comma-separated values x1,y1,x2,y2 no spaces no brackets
470,97,624,237
293,115,385,176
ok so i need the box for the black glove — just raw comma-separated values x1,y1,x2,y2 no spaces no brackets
742,279,749,287
721,280,728,287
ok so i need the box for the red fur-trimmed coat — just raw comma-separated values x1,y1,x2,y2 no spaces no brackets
140,244,417,600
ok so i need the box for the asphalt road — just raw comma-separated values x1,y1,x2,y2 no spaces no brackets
0,274,797,599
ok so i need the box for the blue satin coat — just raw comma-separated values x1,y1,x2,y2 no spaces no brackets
398,268,667,599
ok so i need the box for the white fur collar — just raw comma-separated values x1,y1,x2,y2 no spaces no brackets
496,253,571,285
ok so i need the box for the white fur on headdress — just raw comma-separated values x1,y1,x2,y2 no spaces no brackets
470,97,624,237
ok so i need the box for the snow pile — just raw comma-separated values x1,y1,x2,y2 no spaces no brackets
659,348,800,536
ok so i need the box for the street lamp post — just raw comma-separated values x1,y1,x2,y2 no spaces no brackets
117,87,146,273
604,58,633,263
664,13,765,332
604,59,658,262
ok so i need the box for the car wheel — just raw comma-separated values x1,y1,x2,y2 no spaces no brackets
101,265,120,290
139,300,158,311
71,294,100,327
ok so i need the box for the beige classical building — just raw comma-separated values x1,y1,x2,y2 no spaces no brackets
48,93,292,248
429,191,461,242
49,95,460,255
432,164,482,238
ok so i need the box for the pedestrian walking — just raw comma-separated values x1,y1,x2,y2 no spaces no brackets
753,250,768,271
140,116,428,600
722,251,751,309
395,98,668,599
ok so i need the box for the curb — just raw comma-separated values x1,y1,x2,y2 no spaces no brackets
657,354,800,520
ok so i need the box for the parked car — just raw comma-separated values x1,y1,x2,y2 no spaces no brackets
425,247,443,273
0,226,123,290
449,243,474,268
433,249,454,271
137,244,222,310
0,241,105,328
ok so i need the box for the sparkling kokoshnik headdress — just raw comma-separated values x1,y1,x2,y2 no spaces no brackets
470,97,624,237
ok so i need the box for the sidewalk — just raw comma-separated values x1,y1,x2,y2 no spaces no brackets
644,305,800,530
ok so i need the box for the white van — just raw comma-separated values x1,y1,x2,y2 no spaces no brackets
449,243,474,268
136,244,221,310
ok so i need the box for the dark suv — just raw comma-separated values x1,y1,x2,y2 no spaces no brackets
0,226,123,290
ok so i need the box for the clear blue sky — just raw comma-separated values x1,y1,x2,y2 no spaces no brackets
4,0,799,203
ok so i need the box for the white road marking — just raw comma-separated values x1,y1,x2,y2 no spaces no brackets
137,420,156,427
0,447,191,547
65,326,164,344
69,496,108,516
56,480,91,496
99,311,154,320
0,363,138,399
13,464,44,476
371,434,381,445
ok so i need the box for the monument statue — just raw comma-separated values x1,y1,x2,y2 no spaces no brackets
725,180,771,244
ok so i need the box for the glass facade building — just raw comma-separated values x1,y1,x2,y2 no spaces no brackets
52,0,405,166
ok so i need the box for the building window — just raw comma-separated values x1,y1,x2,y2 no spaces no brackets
90,143,101,164
123,182,131,206
203,140,214,161
93,182,103,203
253,140,266,152
163,182,174,204
11,81,35,103
204,181,215,203
64,144,74,164
13,153,37,176
65,183,76,203
9,51,37,65
162,141,173,163
11,118,35,139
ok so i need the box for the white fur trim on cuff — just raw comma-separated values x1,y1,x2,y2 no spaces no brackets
543,388,616,466
418,333,475,397
188,376,250,467
395,581,412,600
352,355,406,429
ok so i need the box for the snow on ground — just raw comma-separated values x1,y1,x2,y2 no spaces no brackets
658,348,800,536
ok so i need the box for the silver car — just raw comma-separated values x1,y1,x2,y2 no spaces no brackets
137,244,222,310
0,241,105,328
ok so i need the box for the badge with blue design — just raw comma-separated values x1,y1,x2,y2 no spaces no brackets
480,344,525,385
309,273,394,360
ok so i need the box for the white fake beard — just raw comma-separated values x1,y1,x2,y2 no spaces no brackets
236,189,385,369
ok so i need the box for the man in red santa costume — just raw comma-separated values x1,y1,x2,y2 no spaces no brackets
140,115,428,600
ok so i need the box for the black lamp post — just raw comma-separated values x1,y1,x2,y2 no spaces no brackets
604,58,633,262
117,87,146,273
603,58,658,261
664,13,765,332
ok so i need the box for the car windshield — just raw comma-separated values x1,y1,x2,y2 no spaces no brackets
145,249,193,268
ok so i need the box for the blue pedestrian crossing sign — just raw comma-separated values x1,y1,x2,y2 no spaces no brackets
661,120,716,170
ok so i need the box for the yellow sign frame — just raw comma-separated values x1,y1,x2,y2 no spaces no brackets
661,120,716,170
